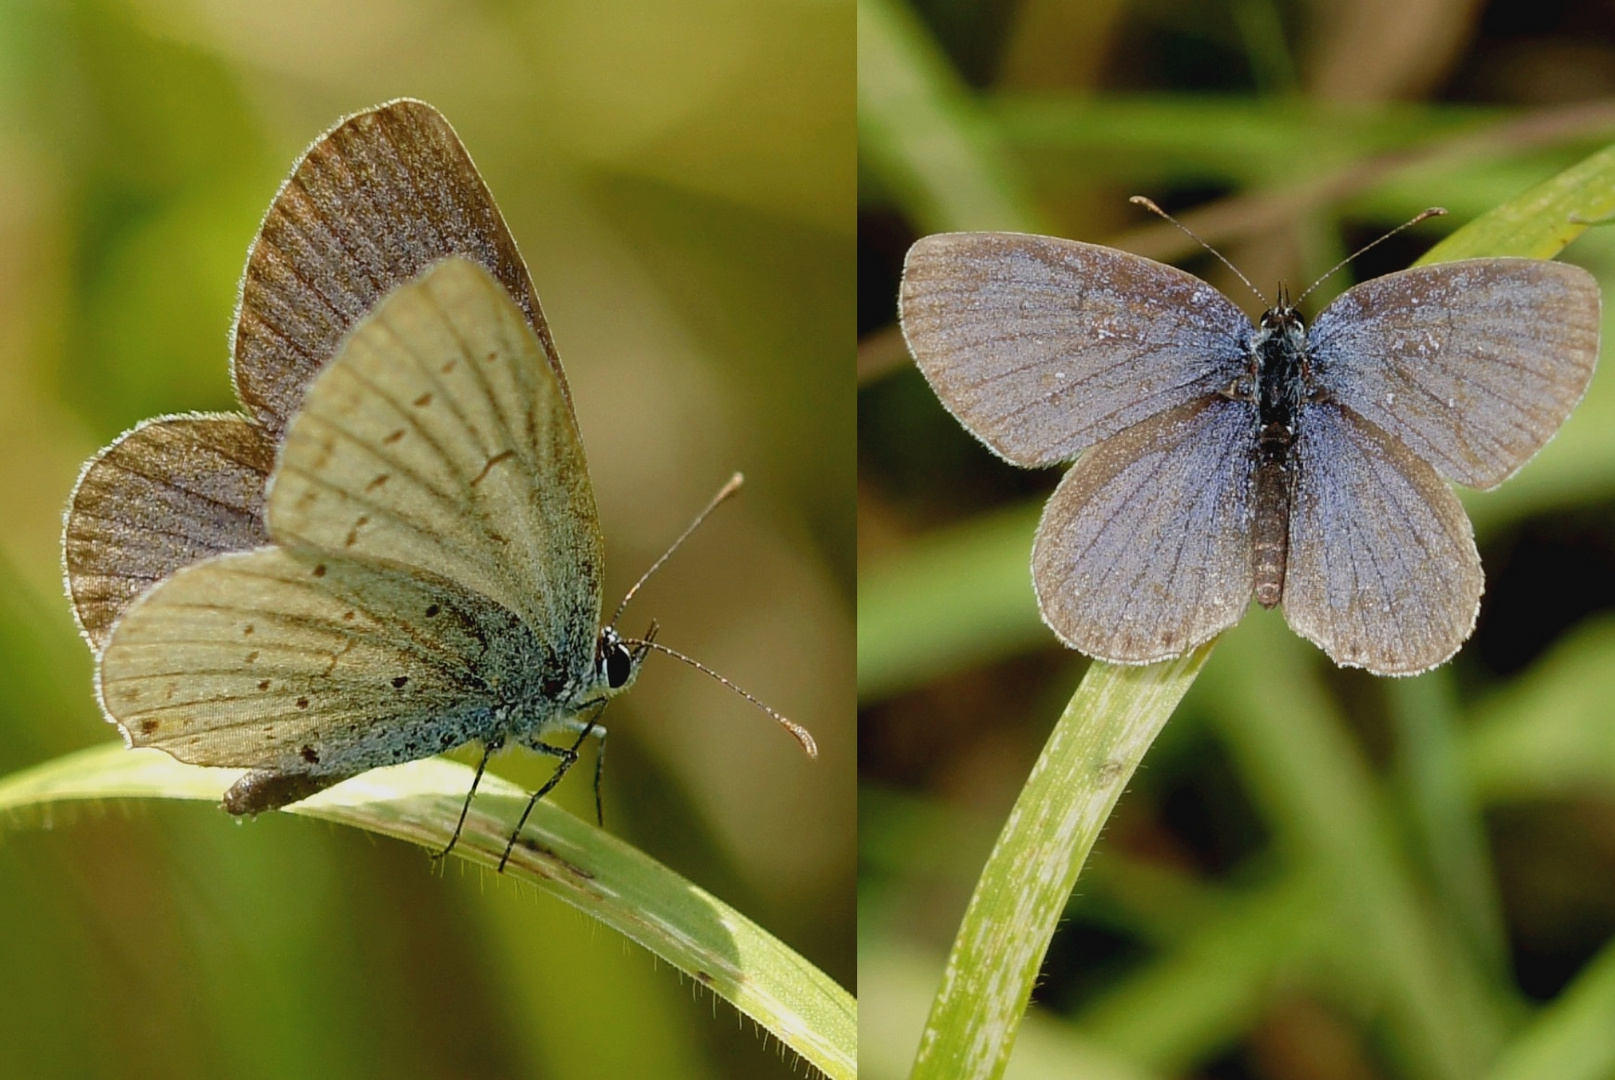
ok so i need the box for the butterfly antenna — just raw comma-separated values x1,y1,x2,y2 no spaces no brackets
610,472,745,630
1293,207,1447,306
1130,195,1269,308
624,636,819,758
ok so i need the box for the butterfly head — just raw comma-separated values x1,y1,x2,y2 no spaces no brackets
1255,290,1307,347
595,623,653,698
1253,288,1312,423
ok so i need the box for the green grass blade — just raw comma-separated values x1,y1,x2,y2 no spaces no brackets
863,944,1162,1080
857,0,1045,233
1484,938,1615,1080
0,744,857,1080
1387,671,1512,984
909,645,1213,1080
1420,140,1615,262
990,96,1493,186
1076,866,1333,1073
858,503,1043,701
1204,614,1508,1080
1466,616,1615,802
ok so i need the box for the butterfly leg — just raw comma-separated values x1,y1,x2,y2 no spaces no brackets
552,716,608,826
433,737,503,863
498,715,606,872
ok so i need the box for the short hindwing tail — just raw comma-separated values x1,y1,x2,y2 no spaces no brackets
900,232,1252,466
1033,396,1258,662
233,99,567,438
1309,259,1599,489
267,257,603,651
1284,404,1482,675
64,414,273,649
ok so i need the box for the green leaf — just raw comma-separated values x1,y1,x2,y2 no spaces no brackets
1420,140,1615,262
0,744,857,1080
908,645,1213,1080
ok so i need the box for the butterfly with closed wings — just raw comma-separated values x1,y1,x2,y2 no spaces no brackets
65,102,815,869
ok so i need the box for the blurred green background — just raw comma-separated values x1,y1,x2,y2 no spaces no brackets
860,1,1615,1078
0,1,852,1077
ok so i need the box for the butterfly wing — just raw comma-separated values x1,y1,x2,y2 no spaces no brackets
63,415,273,648
1309,258,1600,489
233,98,566,439
67,100,555,650
265,256,602,658
1283,403,1483,675
96,545,534,781
900,232,1252,466
1032,396,1258,662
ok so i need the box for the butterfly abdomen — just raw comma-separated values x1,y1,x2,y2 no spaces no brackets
1251,432,1292,609
224,769,356,815
1250,304,1309,610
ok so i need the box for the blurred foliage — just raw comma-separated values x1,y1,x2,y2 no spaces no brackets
860,0,1615,1078
0,1,851,1078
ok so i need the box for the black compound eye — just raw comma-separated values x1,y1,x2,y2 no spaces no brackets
605,641,633,689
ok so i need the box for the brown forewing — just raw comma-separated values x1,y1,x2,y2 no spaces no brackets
67,99,559,651
1309,258,1600,489
899,232,1250,467
231,98,567,440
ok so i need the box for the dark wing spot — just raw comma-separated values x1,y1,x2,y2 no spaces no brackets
413,392,433,407
441,357,458,374
470,449,516,488
257,679,271,691
140,719,159,735
391,676,409,688
425,604,441,618
300,745,320,764
245,651,259,663
342,610,355,621
243,624,255,636
344,515,370,547
383,429,406,444
485,350,498,363
365,474,390,491
295,697,310,709
313,563,327,577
